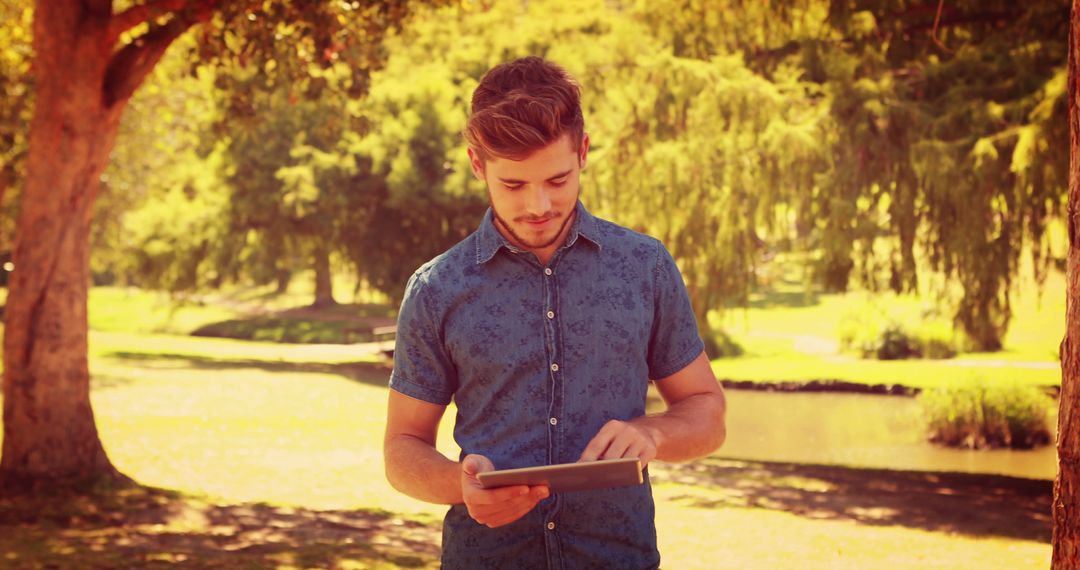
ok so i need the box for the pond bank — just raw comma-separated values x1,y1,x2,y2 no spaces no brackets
718,378,1061,398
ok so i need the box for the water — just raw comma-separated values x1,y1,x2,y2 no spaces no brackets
688,389,1057,480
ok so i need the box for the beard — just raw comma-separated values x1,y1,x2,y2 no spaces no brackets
491,203,577,250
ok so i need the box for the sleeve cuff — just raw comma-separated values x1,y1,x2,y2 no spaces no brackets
389,372,453,406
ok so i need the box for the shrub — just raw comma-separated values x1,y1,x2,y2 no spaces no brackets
918,379,1054,449
704,328,744,358
837,298,960,360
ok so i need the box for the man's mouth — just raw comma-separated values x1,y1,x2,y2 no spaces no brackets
522,217,555,229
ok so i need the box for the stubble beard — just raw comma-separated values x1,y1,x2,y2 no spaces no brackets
491,203,577,250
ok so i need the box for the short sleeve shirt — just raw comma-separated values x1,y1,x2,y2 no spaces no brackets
390,201,704,570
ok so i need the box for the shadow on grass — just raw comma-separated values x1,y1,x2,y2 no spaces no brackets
190,303,396,344
0,483,440,569
652,457,1052,543
104,352,394,389
746,289,821,309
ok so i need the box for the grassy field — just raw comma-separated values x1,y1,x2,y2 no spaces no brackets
706,264,1063,390
81,261,1066,392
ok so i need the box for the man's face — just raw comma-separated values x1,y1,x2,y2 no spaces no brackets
469,133,589,251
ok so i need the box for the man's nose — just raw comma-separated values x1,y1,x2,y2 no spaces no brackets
525,187,552,216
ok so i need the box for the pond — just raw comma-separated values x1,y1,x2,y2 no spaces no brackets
657,389,1058,481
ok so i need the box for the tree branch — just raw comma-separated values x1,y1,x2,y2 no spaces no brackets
108,0,194,44
103,2,216,108
930,0,953,53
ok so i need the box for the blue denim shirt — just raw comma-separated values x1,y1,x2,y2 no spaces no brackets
390,201,704,570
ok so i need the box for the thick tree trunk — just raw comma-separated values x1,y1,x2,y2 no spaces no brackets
312,241,336,307
0,1,125,489
1,0,204,490
1054,1,1080,566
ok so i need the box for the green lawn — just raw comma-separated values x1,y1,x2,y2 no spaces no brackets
707,266,1063,389
74,262,1064,394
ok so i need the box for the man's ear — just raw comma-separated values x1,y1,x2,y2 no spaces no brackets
467,147,486,181
579,133,590,170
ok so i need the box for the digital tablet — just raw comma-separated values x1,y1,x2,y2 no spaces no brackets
476,458,643,493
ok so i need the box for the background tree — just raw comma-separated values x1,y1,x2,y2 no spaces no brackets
1,0,416,490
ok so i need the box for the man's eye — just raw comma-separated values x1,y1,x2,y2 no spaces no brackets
504,184,524,191
550,179,567,187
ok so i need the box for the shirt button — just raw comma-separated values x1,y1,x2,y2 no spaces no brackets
544,268,553,276
550,363,559,372
547,311,555,319
549,417,558,426
547,522,556,530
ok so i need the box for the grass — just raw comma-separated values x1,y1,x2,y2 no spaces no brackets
708,266,1064,389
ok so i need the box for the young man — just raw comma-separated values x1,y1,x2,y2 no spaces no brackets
383,56,726,569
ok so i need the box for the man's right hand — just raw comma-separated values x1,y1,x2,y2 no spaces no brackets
460,454,549,528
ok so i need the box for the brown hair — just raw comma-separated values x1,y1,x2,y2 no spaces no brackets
464,56,584,162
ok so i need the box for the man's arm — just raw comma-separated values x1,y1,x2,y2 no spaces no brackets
578,351,726,464
383,390,550,526
383,389,462,504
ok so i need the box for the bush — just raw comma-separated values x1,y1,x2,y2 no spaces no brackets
837,298,960,360
704,328,744,358
918,380,1054,449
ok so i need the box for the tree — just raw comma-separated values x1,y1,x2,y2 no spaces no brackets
1053,1,1079,564
1,0,415,490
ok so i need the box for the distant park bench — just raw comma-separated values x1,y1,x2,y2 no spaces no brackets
373,325,397,357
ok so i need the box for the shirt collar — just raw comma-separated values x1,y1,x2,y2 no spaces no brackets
475,200,603,265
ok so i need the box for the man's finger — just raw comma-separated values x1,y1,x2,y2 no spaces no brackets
462,454,495,477
483,489,548,527
470,485,530,505
470,486,549,526
601,428,640,459
579,423,621,461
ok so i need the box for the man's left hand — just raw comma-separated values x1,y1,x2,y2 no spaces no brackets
577,419,660,467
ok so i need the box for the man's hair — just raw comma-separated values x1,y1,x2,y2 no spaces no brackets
464,56,584,162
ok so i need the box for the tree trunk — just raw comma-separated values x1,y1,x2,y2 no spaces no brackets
1,0,203,491
275,268,292,295
1,1,124,490
1054,0,1080,565
312,241,336,307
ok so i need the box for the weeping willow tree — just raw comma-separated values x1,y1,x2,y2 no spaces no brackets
622,0,1068,351
814,0,1069,350
589,52,830,352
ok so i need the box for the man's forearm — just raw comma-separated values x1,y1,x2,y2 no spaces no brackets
384,434,463,504
632,391,726,462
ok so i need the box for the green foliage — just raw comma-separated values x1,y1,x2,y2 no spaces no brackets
918,378,1054,449
5,0,1066,352
837,296,961,360
93,36,226,290
347,62,486,302
0,2,32,251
